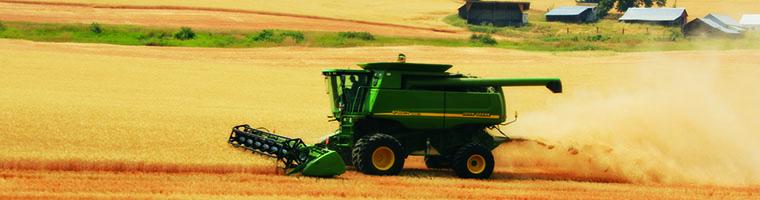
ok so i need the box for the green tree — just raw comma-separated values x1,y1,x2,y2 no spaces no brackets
469,33,497,45
89,23,102,34
174,27,195,40
596,0,667,18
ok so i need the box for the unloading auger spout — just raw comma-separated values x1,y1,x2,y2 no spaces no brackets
227,124,346,177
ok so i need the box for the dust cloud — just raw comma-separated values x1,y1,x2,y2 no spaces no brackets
498,53,760,186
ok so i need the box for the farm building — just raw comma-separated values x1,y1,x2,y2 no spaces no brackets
458,1,531,26
619,8,688,28
684,14,744,37
545,6,597,23
740,14,760,30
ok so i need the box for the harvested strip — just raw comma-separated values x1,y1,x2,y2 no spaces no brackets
0,159,278,174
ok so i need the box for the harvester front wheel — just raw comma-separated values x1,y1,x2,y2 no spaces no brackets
452,143,494,179
352,133,405,175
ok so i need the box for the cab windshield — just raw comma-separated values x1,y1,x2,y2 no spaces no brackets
325,72,371,115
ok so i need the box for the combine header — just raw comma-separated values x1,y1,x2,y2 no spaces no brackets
227,55,562,178
228,125,346,177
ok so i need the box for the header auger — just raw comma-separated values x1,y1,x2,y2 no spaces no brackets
226,55,561,178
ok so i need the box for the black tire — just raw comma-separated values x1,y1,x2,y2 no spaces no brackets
452,143,494,179
425,156,450,169
351,133,405,175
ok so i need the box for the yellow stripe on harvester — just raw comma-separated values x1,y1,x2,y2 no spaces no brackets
374,111,500,119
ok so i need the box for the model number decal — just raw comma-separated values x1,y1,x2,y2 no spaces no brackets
375,111,499,119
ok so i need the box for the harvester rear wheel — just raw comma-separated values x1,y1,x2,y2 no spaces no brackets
452,143,494,179
424,156,449,169
352,133,405,175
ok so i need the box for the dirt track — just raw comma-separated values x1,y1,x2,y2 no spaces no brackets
0,0,465,38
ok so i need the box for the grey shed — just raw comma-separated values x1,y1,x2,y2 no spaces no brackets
545,6,597,23
705,13,743,30
458,1,531,26
684,14,744,37
619,8,688,27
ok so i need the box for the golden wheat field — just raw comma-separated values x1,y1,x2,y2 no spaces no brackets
19,0,760,26
2,0,760,199
1,38,760,199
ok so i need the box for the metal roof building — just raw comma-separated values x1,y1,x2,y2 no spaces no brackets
619,8,688,27
545,6,597,23
684,14,744,37
740,14,760,30
706,13,743,29
458,1,531,26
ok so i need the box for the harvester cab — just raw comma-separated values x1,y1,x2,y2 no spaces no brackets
323,69,372,117
227,58,562,178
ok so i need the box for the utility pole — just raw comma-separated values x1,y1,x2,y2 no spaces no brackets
673,0,678,8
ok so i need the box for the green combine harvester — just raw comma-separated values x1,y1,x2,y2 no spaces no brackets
227,57,561,178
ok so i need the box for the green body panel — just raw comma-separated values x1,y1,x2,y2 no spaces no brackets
369,89,445,129
443,90,505,128
320,62,562,166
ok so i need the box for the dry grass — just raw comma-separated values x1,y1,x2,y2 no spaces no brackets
1,39,760,198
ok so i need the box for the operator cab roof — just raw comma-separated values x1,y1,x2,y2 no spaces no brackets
358,62,453,72
323,62,463,77
322,69,368,74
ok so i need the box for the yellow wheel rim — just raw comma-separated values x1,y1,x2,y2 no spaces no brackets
466,155,486,174
371,146,395,171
